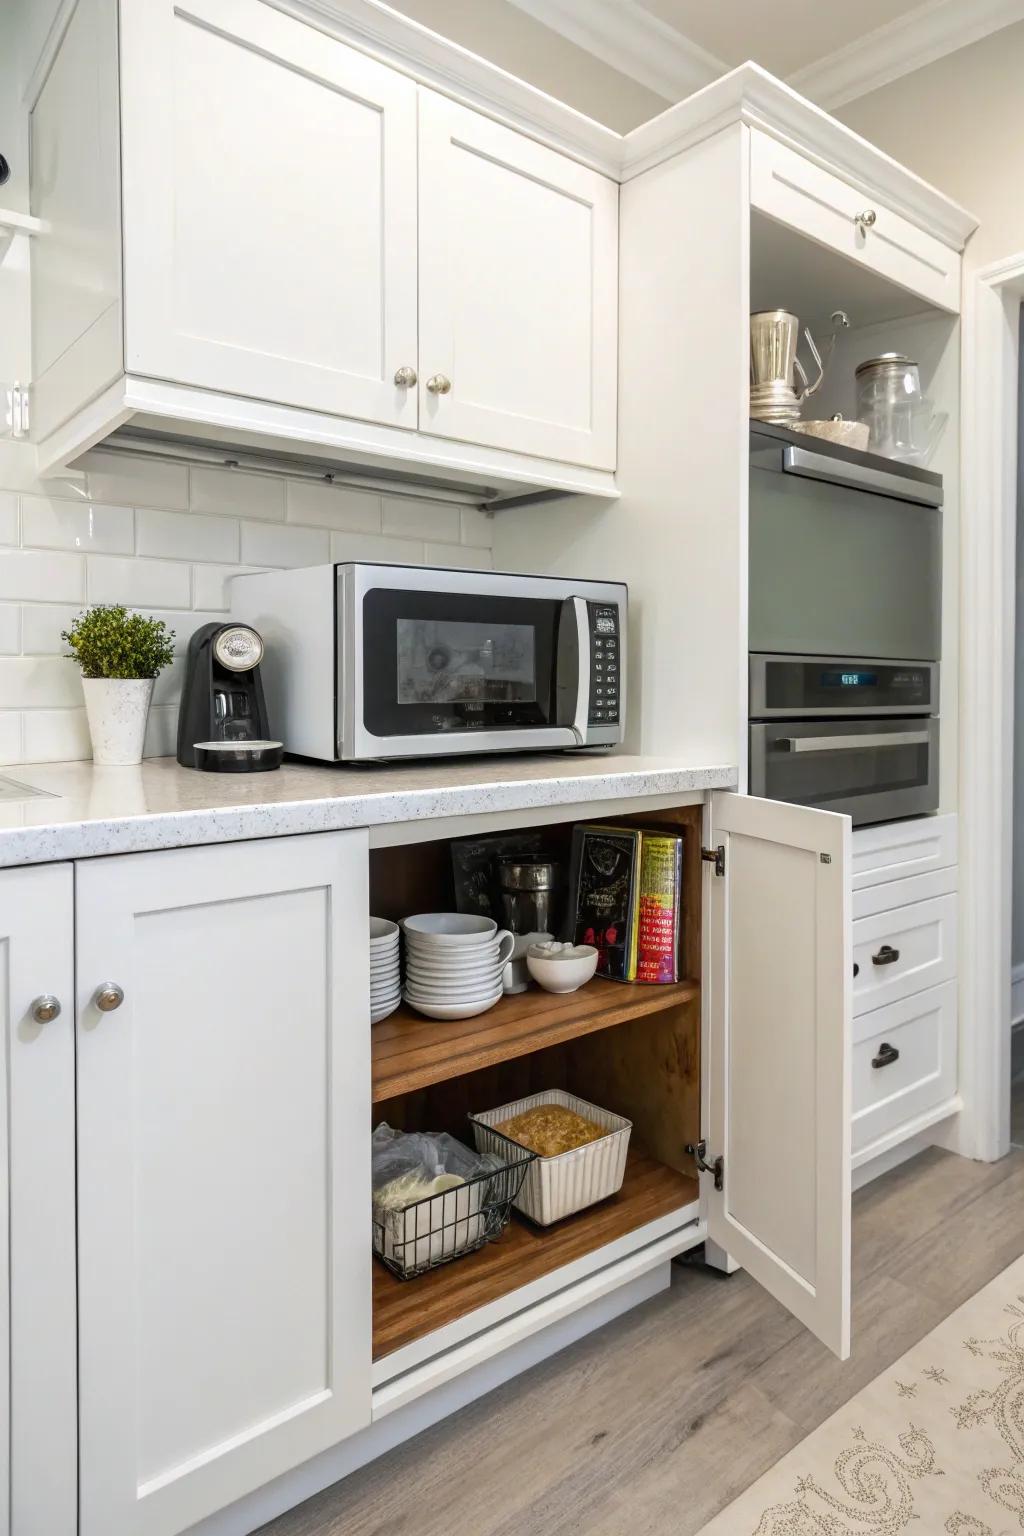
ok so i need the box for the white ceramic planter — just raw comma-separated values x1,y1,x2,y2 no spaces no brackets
81,678,155,766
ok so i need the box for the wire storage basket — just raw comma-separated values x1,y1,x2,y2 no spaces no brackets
372,1146,535,1280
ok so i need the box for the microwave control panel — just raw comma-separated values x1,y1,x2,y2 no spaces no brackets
588,603,620,725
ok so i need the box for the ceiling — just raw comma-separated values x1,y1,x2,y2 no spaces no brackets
505,0,1024,112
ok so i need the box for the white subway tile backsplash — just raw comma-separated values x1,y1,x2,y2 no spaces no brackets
330,532,424,564
0,604,20,654
190,466,285,522
190,565,266,612
424,543,493,571
82,450,189,510
240,521,329,568
144,704,178,757
286,481,381,533
21,495,134,555
136,507,239,564
460,507,495,549
383,496,461,543
22,708,92,763
0,656,83,709
0,550,85,604
87,556,191,608
0,714,23,765
153,657,184,706
21,604,82,655
0,492,18,546
141,610,225,653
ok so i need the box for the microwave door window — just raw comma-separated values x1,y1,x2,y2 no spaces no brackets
361,588,560,737
396,620,536,707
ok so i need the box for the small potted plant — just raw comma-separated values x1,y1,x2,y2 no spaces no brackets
63,605,175,766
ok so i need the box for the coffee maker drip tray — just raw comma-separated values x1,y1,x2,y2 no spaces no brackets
192,740,284,773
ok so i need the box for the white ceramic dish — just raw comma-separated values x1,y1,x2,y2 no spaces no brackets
525,942,599,994
470,1089,632,1225
404,971,503,994
403,914,512,951
406,955,505,979
370,917,400,945
406,935,514,966
403,990,502,1020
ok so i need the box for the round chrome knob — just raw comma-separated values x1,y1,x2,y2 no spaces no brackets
30,994,61,1024
393,365,417,388
94,982,125,1013
426,374,452,396
854,209,877,231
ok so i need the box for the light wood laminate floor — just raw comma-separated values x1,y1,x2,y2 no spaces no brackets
259,1146,1024,1536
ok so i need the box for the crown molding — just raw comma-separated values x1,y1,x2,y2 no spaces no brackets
787,0,1024,108
504,0,723,103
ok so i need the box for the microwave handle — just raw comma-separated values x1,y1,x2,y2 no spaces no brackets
555,596,591,743
778,730,930,753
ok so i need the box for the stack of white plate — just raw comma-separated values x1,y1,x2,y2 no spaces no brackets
402,914,516,1021
370,917,401,1023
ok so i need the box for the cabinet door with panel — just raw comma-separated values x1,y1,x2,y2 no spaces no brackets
418,89,618,469
708,792,852,1358
0,865,77,1536
76,833,372,1536
120,0,418,426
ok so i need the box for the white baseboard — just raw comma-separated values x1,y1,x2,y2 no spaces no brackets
1013,963,1024,1027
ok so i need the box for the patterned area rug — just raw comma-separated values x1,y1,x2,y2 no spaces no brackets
700,1253,1024,1534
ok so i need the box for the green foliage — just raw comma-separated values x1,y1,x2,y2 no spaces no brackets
62,605,176,680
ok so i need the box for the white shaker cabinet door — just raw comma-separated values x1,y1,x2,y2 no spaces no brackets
0,864,77,1536
417,89,618,469
76,833,372,1536
120,0,419,427
706,792,852,1359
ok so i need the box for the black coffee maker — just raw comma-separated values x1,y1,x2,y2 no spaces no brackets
177,623,283,772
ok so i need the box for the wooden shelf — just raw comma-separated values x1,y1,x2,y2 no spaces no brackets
372,977,700,1102
372,1150,698,1360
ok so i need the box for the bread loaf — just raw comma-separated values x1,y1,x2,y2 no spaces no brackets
495,1103,604,1157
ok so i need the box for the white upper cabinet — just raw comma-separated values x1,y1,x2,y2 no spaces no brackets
707,792,852,1359
417,90,619,469
120,0,419,428
0,865,77,1536
75,833,372,1536
749,130,961,313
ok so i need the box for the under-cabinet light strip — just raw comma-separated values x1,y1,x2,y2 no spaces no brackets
97,434,498,511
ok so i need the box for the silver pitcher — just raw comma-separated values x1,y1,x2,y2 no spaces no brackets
750,309,826,424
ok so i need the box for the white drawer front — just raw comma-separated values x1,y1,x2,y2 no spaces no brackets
853,865,956,921
852,982,957,1153
750,132,961,312
852,813,957,891
853,892,957,1016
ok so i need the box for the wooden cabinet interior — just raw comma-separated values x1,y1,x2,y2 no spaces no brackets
370,805,703,1361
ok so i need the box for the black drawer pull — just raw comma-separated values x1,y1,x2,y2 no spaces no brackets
872,1042,900,1069
872,944,900,967
853,962,859,978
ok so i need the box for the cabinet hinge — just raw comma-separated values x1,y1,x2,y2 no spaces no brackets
4,381,29,439
686,1139,724,1192
701,844,725,877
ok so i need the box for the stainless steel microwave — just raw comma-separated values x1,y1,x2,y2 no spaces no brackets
230,563,627,762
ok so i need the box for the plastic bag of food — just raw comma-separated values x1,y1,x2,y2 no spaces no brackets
371,1123,508,1276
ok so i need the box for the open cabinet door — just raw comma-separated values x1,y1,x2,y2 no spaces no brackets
706,792,852,1358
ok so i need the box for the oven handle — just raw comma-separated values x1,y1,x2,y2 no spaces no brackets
782,445,943,507
555,595,590,744
778,730,931,753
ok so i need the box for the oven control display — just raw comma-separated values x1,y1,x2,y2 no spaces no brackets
821,670,879,688
588,604,620,726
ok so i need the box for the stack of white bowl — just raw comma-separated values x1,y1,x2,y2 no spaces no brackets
402,914,516,1020
370,918,401,1023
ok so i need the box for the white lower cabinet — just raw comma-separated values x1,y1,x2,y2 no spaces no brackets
853,982,957,1155
0,865,77,1536
75,833,372,1536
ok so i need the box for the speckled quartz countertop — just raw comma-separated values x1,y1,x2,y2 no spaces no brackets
0,754,738,868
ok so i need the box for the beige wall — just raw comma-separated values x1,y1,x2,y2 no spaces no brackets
838,21,1024,269
385,0,667,130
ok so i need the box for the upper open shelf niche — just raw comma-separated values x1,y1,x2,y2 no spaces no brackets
0,209,46,265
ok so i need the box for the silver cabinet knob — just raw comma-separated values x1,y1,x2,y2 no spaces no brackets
393,365,417,387
854,209,877,231
426,374,452,395
30,994,61,1024
94,982,125,1013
